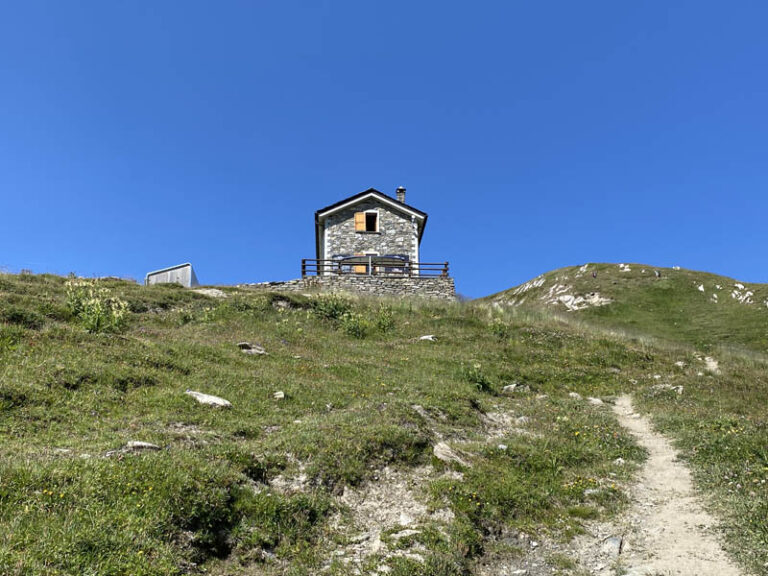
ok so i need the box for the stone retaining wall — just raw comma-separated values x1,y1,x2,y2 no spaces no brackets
241,275,455,300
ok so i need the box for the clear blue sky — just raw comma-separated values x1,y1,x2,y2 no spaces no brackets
2,2,767,298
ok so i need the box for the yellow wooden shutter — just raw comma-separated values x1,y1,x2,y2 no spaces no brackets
353,253,366,274
354,212,365,231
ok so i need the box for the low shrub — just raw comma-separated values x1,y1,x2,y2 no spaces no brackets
310,293,352,321
340,311,369,339
65,278,129,333
489,317,511,340
376,303,395,333
460,362,493,393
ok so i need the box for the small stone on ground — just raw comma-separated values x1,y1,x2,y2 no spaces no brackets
185,390,232,408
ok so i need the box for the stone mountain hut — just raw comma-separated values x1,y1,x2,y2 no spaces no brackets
310,187,435,276
235,186,455,299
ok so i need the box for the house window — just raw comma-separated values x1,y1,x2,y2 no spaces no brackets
366,212,378,231
354,211,378,232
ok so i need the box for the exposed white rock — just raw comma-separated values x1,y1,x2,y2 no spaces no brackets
602,535,624,558
185,390,232,408
193,288,227,299
731,284,754,304
418,334,437,342
105,440,162,457
544,283,571,300
704,356,720,374
568,392,583,400
511,276,546,296
542,287,612,311
273,390,285,400
125,441,161,452
238,341,266,355
697,284,705,293
433,442,470,467
652,383,684,395
587,397,604,405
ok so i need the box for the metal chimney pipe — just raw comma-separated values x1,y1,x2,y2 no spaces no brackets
396,186,406,203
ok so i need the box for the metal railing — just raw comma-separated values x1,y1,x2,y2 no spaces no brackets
302,258,449,278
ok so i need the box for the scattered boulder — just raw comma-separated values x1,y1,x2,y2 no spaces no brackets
390,528,420,541
568,392,582,400
651,383,684,395
433,442,470,467
238,341,266,355
105,440,161,457
704,356,721,374
602,535,623,558
418,334,437,342
587,396,604,406
193,288,227,299
503,382,530,394
273,390,285,400
272,299,292,310
125,441,161,452
185,390,232,408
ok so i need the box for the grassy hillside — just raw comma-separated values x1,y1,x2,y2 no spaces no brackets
0,272,766,575
487,263,768,355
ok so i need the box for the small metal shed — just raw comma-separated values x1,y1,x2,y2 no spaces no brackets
145,263,199,288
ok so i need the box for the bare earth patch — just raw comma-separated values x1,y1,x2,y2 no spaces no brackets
572,396,742,575
329,466,454,571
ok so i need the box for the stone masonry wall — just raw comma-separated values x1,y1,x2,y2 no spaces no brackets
323,199,418,261
242,275,455,300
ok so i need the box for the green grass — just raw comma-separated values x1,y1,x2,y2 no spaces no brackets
487,263,768,354
634,352,768,574
0,270,766,574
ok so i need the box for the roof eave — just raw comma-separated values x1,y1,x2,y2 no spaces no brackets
315,188,427,221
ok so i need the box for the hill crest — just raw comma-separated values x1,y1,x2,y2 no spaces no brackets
488,262,768,353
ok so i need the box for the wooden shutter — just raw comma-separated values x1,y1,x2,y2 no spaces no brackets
353,253,367,274
354,212,365,231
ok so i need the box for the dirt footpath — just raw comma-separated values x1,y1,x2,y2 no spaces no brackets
573,395,743,576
